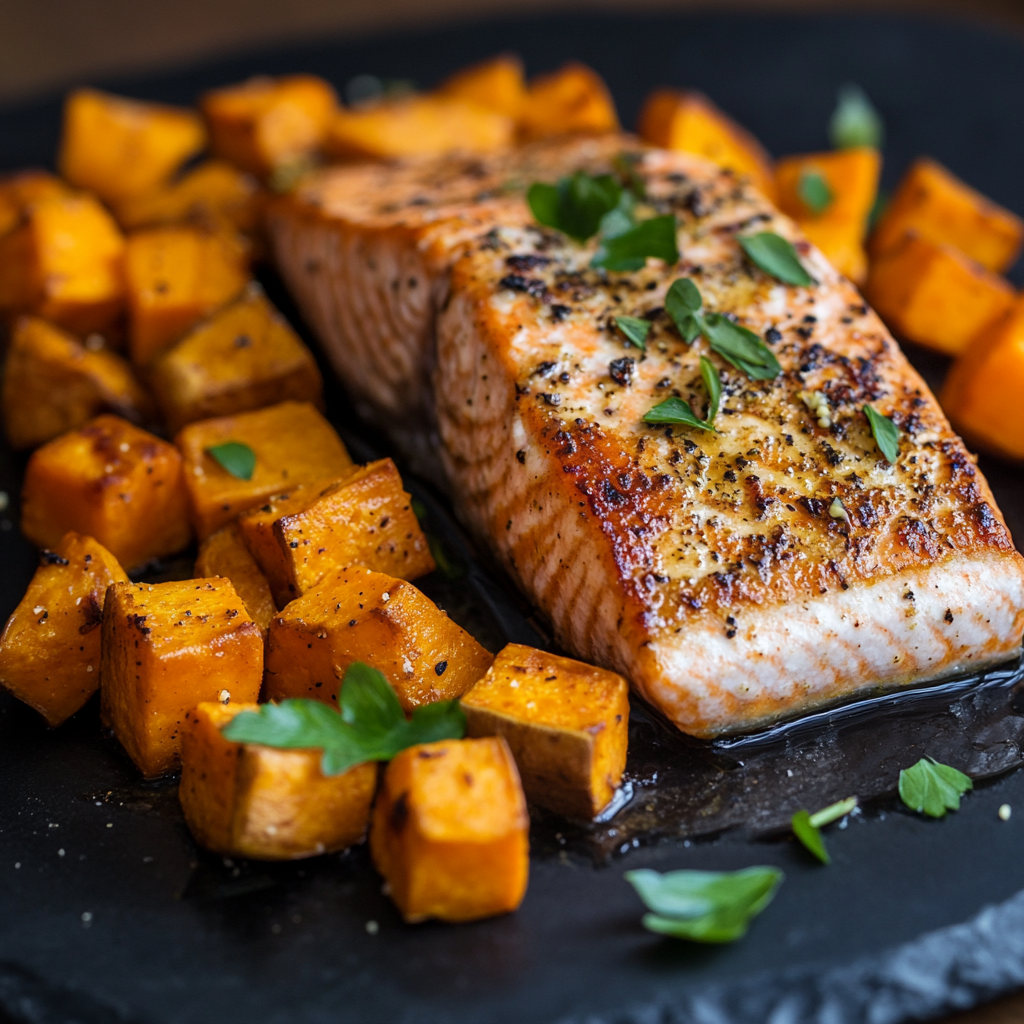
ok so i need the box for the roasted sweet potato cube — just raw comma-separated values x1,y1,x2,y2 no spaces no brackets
870,157,1024,273
0,170,72,237
175,400,353,538
800,218,868,285
461,644,629,818
112,160,261,236
0,533,128,726
436,54,526,119
21,414,192,571
195,522,276,633
238,459,433,607
124,226,249,366
0,194,125,335
179,701,377,859
865,233,1014,356
3,316,153,450
264,566,493,712
638,88,774,200
326,96,514,161
100,578,263,776
149,287,323,432
941,296,1024,462
518,62,618,142
202,75,338,177
59,89,205,204
370,737,529,923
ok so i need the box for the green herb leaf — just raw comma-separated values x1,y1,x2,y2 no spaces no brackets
613,151,647,200
592,214,679,272
614,315,651,351
738,232,814,287
899,758,972,818
829,83,884,150
625,866,783,943
643,396,713,432
665,277,703,343
798,169,833,216
699,312,782,380
699,355,721,424
528,172,622,243
599,189,637,239
222,662,466,776
863,404,900,463
206,441,256,481
791,797,858,865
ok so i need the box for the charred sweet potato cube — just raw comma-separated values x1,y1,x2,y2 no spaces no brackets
437,54,526,119
264,566,493,712
870,157,1024,273
179,701,377,859
175,400,354,538
461,644,629,818
370,737,529,923
3,317,153,450
0,170,72,237
100,578,263,777
124,226,249,366
238,458,433,607
59,89,205,204
20,414,192,571
112,160,261,236
149,287,323,432
0,533,128,726
865,233,1014,356
518,62,618,142
941,296,1024,462
0,194,125,335
638,88,774,200
202,75,338,177
195,522,276,633
326,96,514,161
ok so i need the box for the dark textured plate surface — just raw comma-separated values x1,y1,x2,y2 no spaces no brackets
2,11,1024,1024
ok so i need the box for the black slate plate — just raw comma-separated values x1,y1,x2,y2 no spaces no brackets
3,10,1024,1024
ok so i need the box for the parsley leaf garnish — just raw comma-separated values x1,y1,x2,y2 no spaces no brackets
791,796,858,865
863,404,900,463
899,758,972,818
222,662,466,776
625,866,783,943
527,172,623,243
738,232,814,287
592,214,679,271
829,83,884,150
614,315,651,351
665,277,703,343
798,169,833,215
206,441,256,481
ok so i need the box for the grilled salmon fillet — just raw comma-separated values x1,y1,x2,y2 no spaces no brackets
267,135,628,470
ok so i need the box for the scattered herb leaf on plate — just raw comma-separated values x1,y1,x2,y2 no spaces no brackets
830,83,884,150
665,277,703,343
614,315,651,351
643,396,714,432
206,441,256,481
899,758,972,818
863,404,900,463
738,231,814,287
791,796,858,864
699,355,722,424
798,169,833,215
592,214,679,271
527,172,622,242
699,312,782,380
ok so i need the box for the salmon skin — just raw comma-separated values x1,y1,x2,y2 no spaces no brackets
272,143,1024,737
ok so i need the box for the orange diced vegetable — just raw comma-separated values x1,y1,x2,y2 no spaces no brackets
202,75,338,177
637,88,774,199
101,578,263,777
194,522,277,633
175,400,353,538
865,233,1014,356
0,533,128,726
124,226,250,366
264,565,493,712
179,701,377,859
370,737,528,922
518,62,619,142
2,316,152,450
870,157,1024,273
59,89,206,203
0,170,72,237
436,54,526,119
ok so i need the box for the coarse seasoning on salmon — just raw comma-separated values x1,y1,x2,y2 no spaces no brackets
432,148,1024,737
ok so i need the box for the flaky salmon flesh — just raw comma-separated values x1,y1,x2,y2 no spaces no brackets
270,143,1024,737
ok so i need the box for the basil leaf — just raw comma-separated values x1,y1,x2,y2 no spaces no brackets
863,404,900,463
614,315,651,351
528,172,622,243
899,758,972,818
625,867,783,944
738,232,813,287
207,441,256,481
798,169,833,215
698,312,782,380
592,214,679,272
699,355,721,424
599,189,637,239
791,810,830,864
643,396,713,432
829,83,884,150
665,277,703,343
